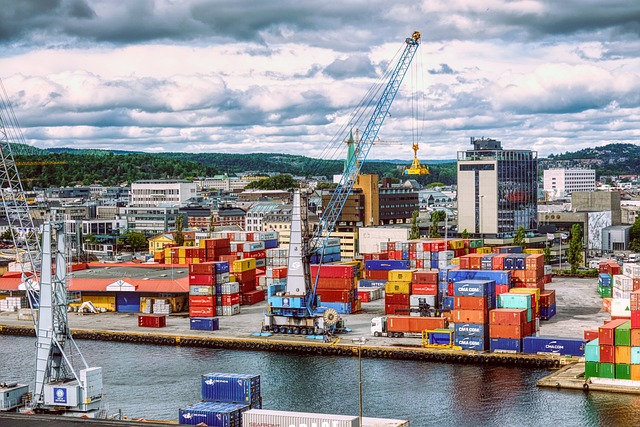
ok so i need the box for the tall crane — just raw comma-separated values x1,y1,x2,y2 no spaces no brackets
0,80,104,416
263,31,422,334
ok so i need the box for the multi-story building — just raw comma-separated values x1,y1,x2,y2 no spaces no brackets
245,203,281,232
543,168,596,200
179,207,213,231
130,180,196,207
211,206,246,229
378,178,419,225
120,206,181,236
457,137,538,237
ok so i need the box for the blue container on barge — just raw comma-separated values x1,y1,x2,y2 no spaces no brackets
201,373,261,404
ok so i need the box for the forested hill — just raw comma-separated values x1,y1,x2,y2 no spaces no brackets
14,148,457,189
544,143,640,176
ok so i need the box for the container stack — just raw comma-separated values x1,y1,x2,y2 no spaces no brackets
152,299,172,315
584,317,640,381
410,269,439,314
310,237,341,264
450,279,494,350
179,372,261,426
489,291,535,353
189,261,220,330
266,247,288,267
311,264,359,314
231,240,267,269
231,258,264,306
211,261,239,317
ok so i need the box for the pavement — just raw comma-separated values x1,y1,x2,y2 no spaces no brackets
0,276,608,347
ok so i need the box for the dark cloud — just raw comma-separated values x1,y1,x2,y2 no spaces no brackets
323,55,376,79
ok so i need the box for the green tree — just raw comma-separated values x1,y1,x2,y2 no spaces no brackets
246,174,298,190
409,210,420,240
427,182,445,188
461,229,470,239
568,224,584,273
629,216,640,252
543,245,552,264
175,214,185,246
1,228,14,242
513,226,526,250
126,231,148,252
429,210,446,238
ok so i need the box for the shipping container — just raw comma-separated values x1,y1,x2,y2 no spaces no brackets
179,401,248,426
202,373,260,403
455,335,488,351
138,314,166,328
190,317,219,331
585,339,600,362
599,318,629,346
585,361,600,379
616,345,631,365
190,306,215,317
615,321,632,346
365,260,410,271
453,279,495,297
489,337,522,353
489,308,528,325
522,336,587,357
242,409,360,427
454,322,487,338
385,315,448,334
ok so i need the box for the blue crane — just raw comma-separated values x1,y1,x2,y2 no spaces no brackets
263,32,422,335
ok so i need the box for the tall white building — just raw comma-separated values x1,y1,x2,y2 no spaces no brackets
543,169,596,200
130,180,197,207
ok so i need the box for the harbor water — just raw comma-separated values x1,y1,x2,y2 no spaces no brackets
2,335,640,426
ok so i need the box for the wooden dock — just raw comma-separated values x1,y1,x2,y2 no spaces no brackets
537,362,640,394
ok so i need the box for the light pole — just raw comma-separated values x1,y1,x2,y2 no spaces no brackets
352,336,367,426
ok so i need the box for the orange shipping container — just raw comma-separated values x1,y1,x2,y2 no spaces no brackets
454,296,489,311
386,315,447,333
316,277,356,290
631,365,640,381
451,309,487,324
411,283,438,295
412,270,438,284
490,308,528,325
489,324,524,339
631,329,640,347
540,290,556,307
616,346,631,365
525,254,545,271
189,295,215,307
491,254,508,270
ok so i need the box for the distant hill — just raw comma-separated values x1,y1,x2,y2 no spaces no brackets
542,143,640,177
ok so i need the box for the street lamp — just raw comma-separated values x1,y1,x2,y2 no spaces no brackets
352,336,367,426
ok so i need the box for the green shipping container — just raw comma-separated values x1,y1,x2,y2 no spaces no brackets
616,363,632,380
599,286,612,298
615,321,631,346
600,363,615,379
498,293,531,309
585,339,600,362
585,361,600,379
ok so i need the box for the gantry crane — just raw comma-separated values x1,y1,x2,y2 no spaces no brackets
263,31,422,335
0,80,105,416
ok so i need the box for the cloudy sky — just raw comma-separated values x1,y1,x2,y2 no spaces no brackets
1,0,639,161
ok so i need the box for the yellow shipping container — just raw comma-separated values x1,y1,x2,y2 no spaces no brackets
178,257,187,265
385,281,411,295
509,288,540,305
388,269,416,282
450,257,460,266
448,239,465,250
524,248,544,255
476,247,493,254
233,258,256,273
177,247,187,257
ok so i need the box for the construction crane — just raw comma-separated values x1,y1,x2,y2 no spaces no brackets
0,80,105,417
263,31,422,335
404,142,429,175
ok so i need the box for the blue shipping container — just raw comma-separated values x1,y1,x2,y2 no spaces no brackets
213,261,230,273
455,336,488,351
585,339,600,362
442,296,454,311
190,317,219,331
116,293,140,313
201,373,260,404
514,254,528,270
522,336,587,357
179,401,247,426
540,303,556,321
454,280,495,297
263,239,278,249
364,260,410,271
429,331,452,345
454,323,487,338
490,337,523,353
449,270,511,285
358,279,387,288
430,259,439,269
317,301,353,314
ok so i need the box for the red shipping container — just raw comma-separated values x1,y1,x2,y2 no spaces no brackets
366,270,389,280
189,274,214,286
240,280,255,293
317,289,354,303
599,318,629,345
495,284,510,295
386,293,410,305
632,311,640,329
316,277,356,290
245,250,266,260
411,283,438,295
358,290,371,303
631,291,640,312
540,290,556,307
272,267,288,279
190,306,215,317
235,269,256,283
454,296,489,311
415,260,424,269
189,262,214,275
138,314,166,328
451,309,487,324
241,289,265,305
490,309,528,326
599,345,615,364
448,282,454,296
221,293,241,306
206,237,231,249
189,295,215,307
489,324,523,339
492,254,507,270
412,270,438,284
385,303,410,315
584,330,599,341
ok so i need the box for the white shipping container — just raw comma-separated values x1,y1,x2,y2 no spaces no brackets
544,265,552,275
221,303,240,316
623,263,640,279
436,250,454,260
437,260,450,269
611,298,631,317
221,282,240,294
243,409,359,427
613,274,634,291
410,294,436,308
613,288,632,301
216,272,230,284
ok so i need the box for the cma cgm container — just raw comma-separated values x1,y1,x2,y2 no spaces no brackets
179,401,248,426
190,317,219,331
522,336,587,357
201,373,260,404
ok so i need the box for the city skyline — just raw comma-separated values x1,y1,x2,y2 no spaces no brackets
1,1,639,161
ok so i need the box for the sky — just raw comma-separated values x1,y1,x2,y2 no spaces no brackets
1,0,639,162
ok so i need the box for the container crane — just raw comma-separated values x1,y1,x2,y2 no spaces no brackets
263,31,422,335
0,80,105,417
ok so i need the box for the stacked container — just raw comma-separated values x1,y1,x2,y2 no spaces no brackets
451,279,495,350
231,257,265,307
489,292,533,353
384,267,413,315
189,261,222,330
584,318,632,380
311,264,360,314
